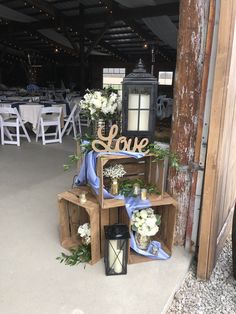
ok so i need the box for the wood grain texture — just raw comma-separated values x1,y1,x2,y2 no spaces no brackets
197,0,236,279
94,154,166,209
168,0,211,245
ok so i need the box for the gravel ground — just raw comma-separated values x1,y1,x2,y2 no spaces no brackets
167,239,236,314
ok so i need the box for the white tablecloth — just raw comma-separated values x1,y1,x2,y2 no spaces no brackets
19,104,43,130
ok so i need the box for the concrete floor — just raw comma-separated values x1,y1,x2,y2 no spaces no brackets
0,136,192,314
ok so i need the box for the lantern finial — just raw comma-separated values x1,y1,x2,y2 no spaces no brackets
133,58,146,74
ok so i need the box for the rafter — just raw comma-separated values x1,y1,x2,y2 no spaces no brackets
25,0,80,54
0,1,178,61
0,2,179,30
85,20,113,60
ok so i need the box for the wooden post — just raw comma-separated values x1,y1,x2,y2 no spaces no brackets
168,0,211,245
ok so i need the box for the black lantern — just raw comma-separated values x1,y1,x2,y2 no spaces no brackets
122,59,157,140
104,224,130,276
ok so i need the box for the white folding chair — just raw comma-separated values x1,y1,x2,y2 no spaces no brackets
0,107,31,146
61,104,82,138
36,106,62,145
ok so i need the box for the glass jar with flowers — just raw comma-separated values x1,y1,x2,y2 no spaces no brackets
79,88,121,137
131,208,161,250
103,164,126,195
77,222,91,245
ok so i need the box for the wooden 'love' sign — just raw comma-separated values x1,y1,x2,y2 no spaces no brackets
92,124,149,154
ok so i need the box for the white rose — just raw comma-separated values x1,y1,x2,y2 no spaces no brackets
140,210,148,219
147,225,159,236
92,98,102,108
94,91,102,99
146,217,157,228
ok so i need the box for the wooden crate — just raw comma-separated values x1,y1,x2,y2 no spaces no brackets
57,186,101,265
100,193,177,263
94,154,166,209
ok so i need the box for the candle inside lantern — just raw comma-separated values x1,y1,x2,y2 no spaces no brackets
128,93,139,131
133,183,141,196
140,188,147,200
79,191,87,204
139,110,149,131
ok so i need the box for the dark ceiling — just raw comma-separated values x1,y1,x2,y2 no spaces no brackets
0,0,180,66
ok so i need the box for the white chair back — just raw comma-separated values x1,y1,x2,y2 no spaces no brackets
36,106,62,145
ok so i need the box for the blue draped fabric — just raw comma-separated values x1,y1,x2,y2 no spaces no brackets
75,151,169,260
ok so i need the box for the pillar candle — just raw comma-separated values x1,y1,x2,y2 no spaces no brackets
141,188,147,200
79,192,87,204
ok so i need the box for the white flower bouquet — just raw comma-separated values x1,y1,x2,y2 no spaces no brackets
131,208,161,236
77,223,91,245
103,164,126,179
79,88,121,120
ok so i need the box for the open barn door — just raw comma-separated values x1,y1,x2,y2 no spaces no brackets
197,0,236,280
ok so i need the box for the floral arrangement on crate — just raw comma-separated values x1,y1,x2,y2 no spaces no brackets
57,223,91,267
131,208,161,237
103,164,126,195
103,164,126,179
79,88,121,121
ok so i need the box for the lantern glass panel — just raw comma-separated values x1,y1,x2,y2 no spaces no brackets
139,110,150,131
108,239,125,274
127,86,151,132
140,94,150,109
128,93,139,109
128,110,139,130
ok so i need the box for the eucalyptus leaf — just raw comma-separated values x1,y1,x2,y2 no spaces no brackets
56,244,91,267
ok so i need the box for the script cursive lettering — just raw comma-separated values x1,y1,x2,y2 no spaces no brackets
91,124,149,154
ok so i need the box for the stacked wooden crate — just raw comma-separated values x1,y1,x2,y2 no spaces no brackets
58,186,100,265
58,154,177,265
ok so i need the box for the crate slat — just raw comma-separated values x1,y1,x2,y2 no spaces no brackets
91,154,167,209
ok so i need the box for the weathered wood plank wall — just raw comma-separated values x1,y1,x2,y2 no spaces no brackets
168,0,210,245
197,0,236,279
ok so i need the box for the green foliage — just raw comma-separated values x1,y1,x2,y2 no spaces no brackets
56,244,91,267
148,143,180,170
63,133,95,171
102,86,119,96
156,214,161,226
63,153,83,171
119,178,159,197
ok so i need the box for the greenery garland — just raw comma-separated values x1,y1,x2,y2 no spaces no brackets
119,178,159,197
63,135,180,171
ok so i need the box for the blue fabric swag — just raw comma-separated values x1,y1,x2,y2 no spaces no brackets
75,150,169,260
